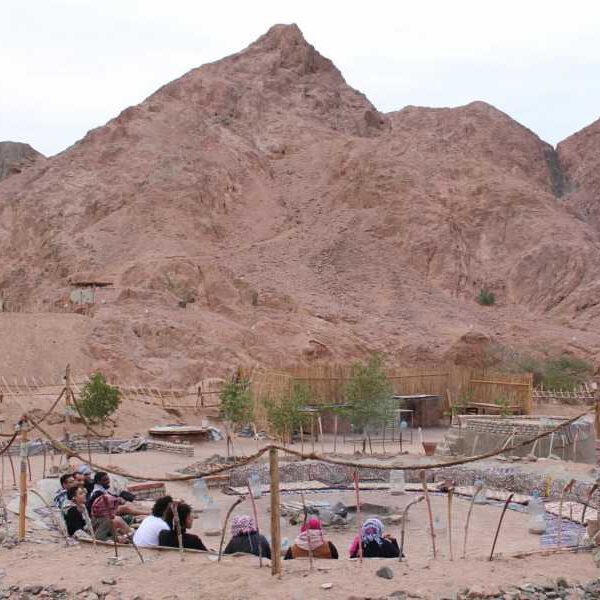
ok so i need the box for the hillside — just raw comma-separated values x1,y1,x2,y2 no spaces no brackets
1,24,599,384
0,141,44,180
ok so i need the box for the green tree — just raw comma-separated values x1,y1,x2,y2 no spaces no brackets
542,355,593,391
266,382,312,443
219,379,254,431
77,373,121,424
343,355,393,442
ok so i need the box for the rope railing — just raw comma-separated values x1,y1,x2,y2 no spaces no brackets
26,410,591,483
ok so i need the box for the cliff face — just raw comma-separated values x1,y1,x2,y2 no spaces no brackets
1,24,599,384
0,141,44,180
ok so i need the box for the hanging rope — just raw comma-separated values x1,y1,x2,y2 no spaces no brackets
25,410,591,482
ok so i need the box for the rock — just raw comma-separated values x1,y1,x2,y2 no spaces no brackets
101,579,117,586
376,566,394,580
388,514,403,525
556,578,568,589
321,583,333,590
22,585,43,595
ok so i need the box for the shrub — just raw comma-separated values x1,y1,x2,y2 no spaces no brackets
77,373,121,424
343,354,393,435
541,355,593,391
266,382,312,442
219,379,254,430
477,288,496,306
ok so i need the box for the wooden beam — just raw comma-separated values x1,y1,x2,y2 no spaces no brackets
269,447,282,577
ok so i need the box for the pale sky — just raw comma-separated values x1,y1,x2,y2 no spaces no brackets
2,0,600,156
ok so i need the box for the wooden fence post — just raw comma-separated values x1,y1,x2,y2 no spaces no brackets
269,447,282,577
18,416,29,541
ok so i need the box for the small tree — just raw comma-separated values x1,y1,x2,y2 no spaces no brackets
542,355,593,391
77,373,121,425
219,378,254,431
343,355,393,449
266,382,312,443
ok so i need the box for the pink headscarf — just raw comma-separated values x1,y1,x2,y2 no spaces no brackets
295,517,326,551
231,515,256,537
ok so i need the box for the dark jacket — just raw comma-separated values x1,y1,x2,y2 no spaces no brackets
158,529,207,551
224,532,271,559
64,506,86,537
352,538,400,559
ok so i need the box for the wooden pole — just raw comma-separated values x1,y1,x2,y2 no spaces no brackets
333,414,338,454
269,447,282,577
218,496,244,562
353,470,363,563
399,495,424,561
18,416,28,541
420,470,437,558
447,486,455,560
462,481,483,558
247,483,263,568
489,493,514,561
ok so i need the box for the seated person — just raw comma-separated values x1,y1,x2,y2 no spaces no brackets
87,472,147,519
284,518,338,559
62,486,90,537
223,514,271,559
53,473,76,508
133,495,173,547
158,502,207,551
89,484,133,543
75,464,94,497
349,518,400,559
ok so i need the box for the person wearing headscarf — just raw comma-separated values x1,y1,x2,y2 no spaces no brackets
349,517,400,558
284,517,338,559
223,514,271,559
158,502,208,551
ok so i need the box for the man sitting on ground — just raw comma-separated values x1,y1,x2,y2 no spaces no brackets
53,473,76,508
89,484,134,543
87,472,148,519
75,464,94,496
133,495,173,547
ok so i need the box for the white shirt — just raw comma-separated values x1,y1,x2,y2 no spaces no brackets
133,515,169,547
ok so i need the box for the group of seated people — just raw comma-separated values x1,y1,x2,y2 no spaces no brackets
54,467,400,559
53,465,147,543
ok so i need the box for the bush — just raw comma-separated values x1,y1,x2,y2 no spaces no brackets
266,382,312,442
477,288,496,306
541,355,593,391
77,373,121,424
219,379,253,430
343,354,393,434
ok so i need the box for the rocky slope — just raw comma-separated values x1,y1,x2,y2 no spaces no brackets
0,141,44,180
1,24,599,383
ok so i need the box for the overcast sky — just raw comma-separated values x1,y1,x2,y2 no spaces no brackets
2,0,600,156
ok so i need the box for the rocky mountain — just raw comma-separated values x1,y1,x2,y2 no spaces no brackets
1,24,599,384
0,141,44,181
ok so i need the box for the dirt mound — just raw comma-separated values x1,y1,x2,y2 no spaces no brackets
0,141,44,180
1,24,600,383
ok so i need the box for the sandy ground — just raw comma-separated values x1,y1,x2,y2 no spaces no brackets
1,400,598,598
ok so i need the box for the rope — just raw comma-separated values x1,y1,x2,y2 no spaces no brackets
0,431,18,456
27,410,591,482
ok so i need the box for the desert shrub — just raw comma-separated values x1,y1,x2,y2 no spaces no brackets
219,378,254,430
541,355,593,391
266,382,312,442
77,373,121,424
477,288,496,306
343,354,393,434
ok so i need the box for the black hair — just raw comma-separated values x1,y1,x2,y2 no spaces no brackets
93,471,108,485
60,473,74,486
152,495,174,518
164,502,192,532
67,486,85,501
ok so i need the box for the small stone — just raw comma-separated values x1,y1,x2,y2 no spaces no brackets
321,583,333,590
101,579,117,586
23,585,43,595
376,566,394,580
388,514,403,525
556,577,568,589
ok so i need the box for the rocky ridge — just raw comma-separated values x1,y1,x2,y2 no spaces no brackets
1,24,600,383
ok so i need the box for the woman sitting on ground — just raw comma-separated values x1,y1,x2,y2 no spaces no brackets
284,517,338,560
62,486,91,537
133,495,173,547
349,517,400,559
158,502,208,551
223,515,271,559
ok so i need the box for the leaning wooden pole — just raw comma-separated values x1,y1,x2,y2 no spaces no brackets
462,481,483,559
420,469,437,558
269,447,282,577
399,495,424,561
247,483,263,568
18,416,28,541
447,486,455,560
557,479,575,548
489,493,514,561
